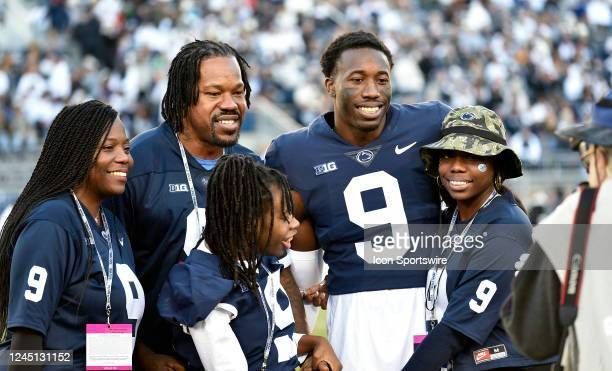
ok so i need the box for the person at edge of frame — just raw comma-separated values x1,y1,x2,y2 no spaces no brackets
502,91,612,371
0,100,144,370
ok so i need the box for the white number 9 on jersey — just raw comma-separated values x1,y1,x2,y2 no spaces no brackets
343,171,409,262
24,265,48,302
469,279,497,314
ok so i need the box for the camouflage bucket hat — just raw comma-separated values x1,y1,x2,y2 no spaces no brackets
420,105,523,179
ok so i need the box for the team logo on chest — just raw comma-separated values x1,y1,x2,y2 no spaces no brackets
344,145,381,168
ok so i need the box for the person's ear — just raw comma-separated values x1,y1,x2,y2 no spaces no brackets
324,77,336,98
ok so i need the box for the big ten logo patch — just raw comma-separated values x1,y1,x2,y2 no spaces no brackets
314,162,337,176
169,183,189,193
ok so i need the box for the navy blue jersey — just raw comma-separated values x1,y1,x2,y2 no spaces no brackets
266,102,449,294
431,193,549,370
158,251,299,371
106,121,260,352
6,193,144,370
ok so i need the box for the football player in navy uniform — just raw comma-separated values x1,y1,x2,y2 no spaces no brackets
265,31,450,369
107,40,306,369
0,100,144,370
158,155,341,371
403,106,553,370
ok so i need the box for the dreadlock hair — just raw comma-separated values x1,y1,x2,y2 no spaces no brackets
161,39,252,132
0,100,118,339
320,30,394,78
203,154,293,298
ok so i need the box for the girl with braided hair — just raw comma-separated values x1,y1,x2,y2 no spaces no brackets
158,154,341,371
0,100,144,370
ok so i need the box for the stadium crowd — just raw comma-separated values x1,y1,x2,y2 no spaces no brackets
0,0,610,165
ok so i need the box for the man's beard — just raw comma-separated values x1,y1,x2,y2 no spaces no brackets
209,123,241,147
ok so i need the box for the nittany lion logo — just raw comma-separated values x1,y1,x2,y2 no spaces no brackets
460,112,477,121
356,150,374,164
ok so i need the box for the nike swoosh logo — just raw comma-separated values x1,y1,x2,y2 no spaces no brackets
395,141,418,155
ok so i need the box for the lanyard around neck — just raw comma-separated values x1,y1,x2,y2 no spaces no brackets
70,191,114,325
258,264,275,371
425,190,500,320
446,189,499,239
176,133,205,235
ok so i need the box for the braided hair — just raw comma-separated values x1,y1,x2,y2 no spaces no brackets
0,100,118,339
320,30,394,78
203,154,293,296
161,40,252,133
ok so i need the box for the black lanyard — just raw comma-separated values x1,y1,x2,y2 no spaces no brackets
559,187,598,326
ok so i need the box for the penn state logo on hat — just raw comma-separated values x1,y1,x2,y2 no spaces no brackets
419,105,522,179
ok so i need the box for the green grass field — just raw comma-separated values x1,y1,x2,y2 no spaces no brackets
312,310,327,338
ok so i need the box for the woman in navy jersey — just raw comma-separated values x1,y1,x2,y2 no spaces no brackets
158,154,341,371
403,106,553,371
0,100,144,370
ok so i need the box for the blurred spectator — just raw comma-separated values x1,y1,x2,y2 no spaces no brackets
510,127,543,167
47,0,70,32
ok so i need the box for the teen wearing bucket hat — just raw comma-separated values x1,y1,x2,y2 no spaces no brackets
403,106,554,370
501,91,612,371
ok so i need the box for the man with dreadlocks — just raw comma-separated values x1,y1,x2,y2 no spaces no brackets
266,31,450,370
0,100,144,369
107,40,306,369
158,154,342,371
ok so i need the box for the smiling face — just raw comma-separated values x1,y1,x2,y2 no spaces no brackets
258,185,300,257
85,118,133,199
438,150,496,216
182,56,247,149
325,48,391,145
